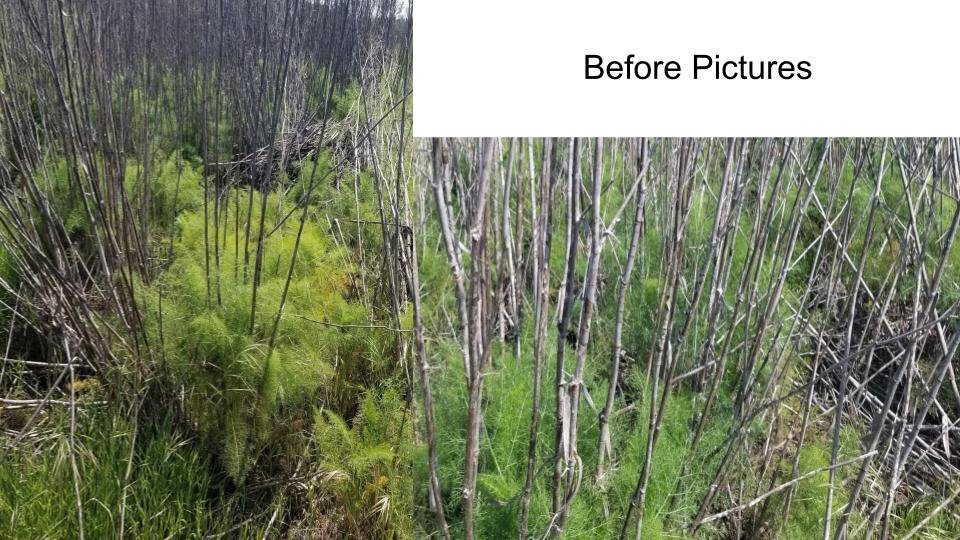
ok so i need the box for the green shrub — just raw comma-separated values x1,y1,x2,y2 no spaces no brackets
148,181,400,484
312,388,412,538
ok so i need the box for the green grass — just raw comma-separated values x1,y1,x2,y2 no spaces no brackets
772,425,859,540
0,409,223,539
890,497,960,539
423,317,736,539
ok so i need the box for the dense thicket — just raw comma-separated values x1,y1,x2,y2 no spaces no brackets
414,138,960,539
0,0,416,537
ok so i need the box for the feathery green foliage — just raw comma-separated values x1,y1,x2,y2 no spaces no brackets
312,388,413,538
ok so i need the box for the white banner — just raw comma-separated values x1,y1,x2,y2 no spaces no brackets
413,0,960,136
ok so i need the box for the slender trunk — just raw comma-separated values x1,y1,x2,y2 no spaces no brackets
557,138,604,532
598,138,647,477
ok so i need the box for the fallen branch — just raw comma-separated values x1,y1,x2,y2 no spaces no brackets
295,314,409,333
696,450,877,526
